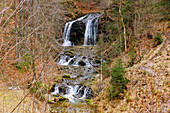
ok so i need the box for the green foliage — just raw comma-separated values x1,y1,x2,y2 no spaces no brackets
29,81,49,100
108,42,122,59
154,1,170,21
102,62,111,77
108,58,129,100
0,74,4,77
15,53,32,72
153,33,163,47
167,22,170,28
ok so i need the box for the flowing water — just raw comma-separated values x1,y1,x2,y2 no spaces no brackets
62,13,100,46
50,13,101,112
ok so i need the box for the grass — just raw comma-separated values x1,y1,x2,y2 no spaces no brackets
0,87,33,113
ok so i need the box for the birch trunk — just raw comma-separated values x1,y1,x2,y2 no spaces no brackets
119,1,127,51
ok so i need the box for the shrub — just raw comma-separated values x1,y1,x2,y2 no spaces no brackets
15,53,32,72
153,33,163,47
108,58,129,100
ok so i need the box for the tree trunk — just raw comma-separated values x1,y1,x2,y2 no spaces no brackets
31,0,36,81
137,13,141,61
119,1,127,51
3,0,5,15
22,1,26,55
14,0,19,59
19,0,22,64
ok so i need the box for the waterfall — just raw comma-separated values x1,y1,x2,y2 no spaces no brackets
51,13,101,105
51,84,92,103
62,13,101,46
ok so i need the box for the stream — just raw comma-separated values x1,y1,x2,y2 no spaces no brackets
50,13,101,112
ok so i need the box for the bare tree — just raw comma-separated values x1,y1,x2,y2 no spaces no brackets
14,0,19,59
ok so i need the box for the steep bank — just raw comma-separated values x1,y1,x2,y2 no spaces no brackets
90,26,169,112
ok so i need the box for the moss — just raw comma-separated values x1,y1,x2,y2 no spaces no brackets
62,74,70,78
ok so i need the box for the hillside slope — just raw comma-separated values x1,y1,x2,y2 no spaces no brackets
91,31,169,112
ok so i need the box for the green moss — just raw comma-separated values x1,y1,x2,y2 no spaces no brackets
63,74,70,78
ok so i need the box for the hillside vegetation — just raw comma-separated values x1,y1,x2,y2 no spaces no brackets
0,0,169,112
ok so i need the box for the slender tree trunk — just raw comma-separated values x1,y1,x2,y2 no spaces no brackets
14,0,19,59
3,0,5,15
31,0,36,81
119,1,127,51
19,0,22,63
22,1,26,55
137,13,141,61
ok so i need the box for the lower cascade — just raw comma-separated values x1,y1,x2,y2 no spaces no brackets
51,84,93,103
51,46,101,103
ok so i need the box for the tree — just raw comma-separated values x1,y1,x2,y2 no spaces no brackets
119,0,127,51
108,58,129,100
14,0,18,59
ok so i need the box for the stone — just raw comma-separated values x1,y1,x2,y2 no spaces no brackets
70,21,86,45
69,59,75,65
78,61,86,66
62,74,70,78
58,96,68,101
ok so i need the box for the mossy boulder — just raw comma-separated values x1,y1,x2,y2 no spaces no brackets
62,74,71,78
58,96,69,101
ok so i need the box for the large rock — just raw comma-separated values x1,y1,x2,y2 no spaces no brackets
70,21,85,45
78,60,86,66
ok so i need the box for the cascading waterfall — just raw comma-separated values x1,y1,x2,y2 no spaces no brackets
51,84,92,103
62,13,101,46
51,47,101,103
51,13,101,106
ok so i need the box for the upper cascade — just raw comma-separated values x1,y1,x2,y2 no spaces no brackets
62,13,101,46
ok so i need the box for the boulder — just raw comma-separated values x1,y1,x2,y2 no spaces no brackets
62,74,71,78
78,60,86,66
69,59,75,65
70,21,86,45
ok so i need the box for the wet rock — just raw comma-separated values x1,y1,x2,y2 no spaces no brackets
91,77,95,80
78,61,86,66
69,59,75,65
82,56,86,59
66,57,69,62
48,99,55,104
54,78,62,83
70,21,86,45
65,51,75,57
63,74,71,78
94,59,101,64
58,96,69,101
73,94,82,98
49,84,56,92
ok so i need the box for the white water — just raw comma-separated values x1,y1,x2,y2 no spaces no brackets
52,84,91,103
57,55,75,66
57,54,92,67
62,13,100,46
84,19,93,45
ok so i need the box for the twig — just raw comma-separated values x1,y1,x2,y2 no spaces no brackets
10,92,29,113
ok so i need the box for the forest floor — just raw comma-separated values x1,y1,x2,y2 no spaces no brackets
91,22,170,112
